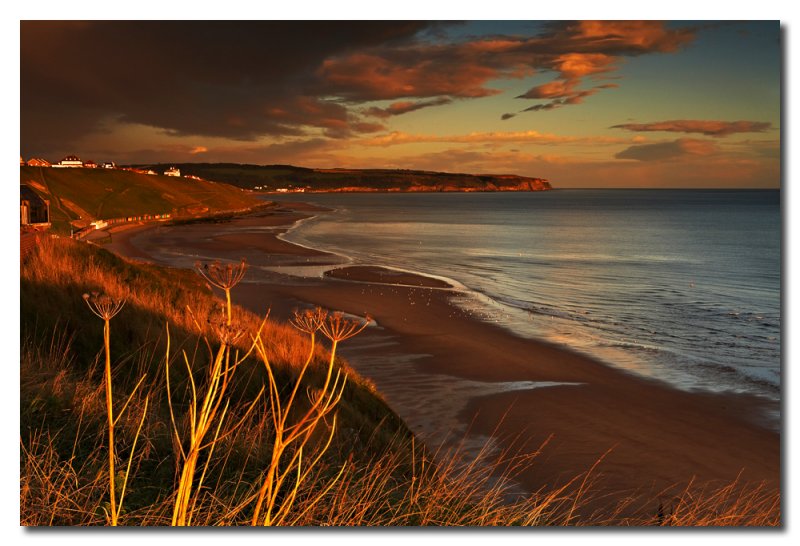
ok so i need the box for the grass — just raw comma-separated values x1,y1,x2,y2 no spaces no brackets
20,236,780,526
20,166,260,233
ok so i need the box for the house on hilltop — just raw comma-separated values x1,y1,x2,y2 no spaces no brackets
26,158,51,167
54,155,83,168
20,184,50,227
164,166,181,177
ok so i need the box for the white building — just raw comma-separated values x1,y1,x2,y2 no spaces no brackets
164,166,181,177
53,155,83,168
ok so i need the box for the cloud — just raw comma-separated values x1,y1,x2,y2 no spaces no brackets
611,119,773,137
514,83,618,114
21,21,432,154
364,98,453,118
556,20,695,54
318,53,507,101
21,20,697,159
552,53,617,79
501,21,693,117
323,21,693,116
615,138,720,161
358,130,640,148
517,79,580,99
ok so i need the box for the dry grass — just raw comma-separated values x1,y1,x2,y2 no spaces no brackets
19,236,781,527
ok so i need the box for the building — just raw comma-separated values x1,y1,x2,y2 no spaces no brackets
54,155,83,168
26,158,51,167
164,166,181,177
100,162,116,169
83,160,98,168
20,184,50,227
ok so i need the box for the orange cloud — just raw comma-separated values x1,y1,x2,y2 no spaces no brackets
320,21,694,120
565,21,695,53
611,119,773,137
319,53,503,100
506,84,618,117
518,79,580,99
189,145,207,154
358,130,641,148
553,53,617,79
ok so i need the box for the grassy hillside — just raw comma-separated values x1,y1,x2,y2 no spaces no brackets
20,237,417,525
135,163,553,193
20,166,260,233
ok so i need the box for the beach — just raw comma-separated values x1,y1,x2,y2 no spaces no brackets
106,203,780,512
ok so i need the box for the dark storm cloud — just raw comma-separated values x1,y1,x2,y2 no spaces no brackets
21,21,430,153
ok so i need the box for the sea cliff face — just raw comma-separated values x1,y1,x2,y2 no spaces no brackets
305,171,552,192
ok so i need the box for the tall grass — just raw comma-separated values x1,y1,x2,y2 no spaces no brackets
20,236,781,526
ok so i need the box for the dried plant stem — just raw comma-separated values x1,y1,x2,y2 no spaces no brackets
102,318,118,526
248,312,368,526
168,318,262,526
171,342,227,526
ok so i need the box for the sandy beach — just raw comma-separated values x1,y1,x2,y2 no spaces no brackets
105,203,781,514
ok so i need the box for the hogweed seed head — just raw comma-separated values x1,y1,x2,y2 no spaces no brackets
83,291,126,321
290,307,329,334
320,312,371,343
215,323,245,346
194,259,248,290
206,306,244,345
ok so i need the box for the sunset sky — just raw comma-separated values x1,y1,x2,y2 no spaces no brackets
20,20,781,188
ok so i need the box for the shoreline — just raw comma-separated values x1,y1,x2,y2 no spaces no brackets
105,202,780,510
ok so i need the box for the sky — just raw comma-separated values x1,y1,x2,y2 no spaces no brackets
19,20,781,188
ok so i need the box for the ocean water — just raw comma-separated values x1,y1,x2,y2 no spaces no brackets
265,190,781,401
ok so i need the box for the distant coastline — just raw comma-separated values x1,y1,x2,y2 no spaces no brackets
129,162,553,193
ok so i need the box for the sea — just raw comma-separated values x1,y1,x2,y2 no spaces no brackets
264,190,781,404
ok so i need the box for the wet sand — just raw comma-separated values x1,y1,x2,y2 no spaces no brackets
325,266,452,288
105,204,781,513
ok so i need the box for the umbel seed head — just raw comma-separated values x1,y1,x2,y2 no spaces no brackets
320,312,371,343
194,259,248,290
290,307,329,334
83,291,126,320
